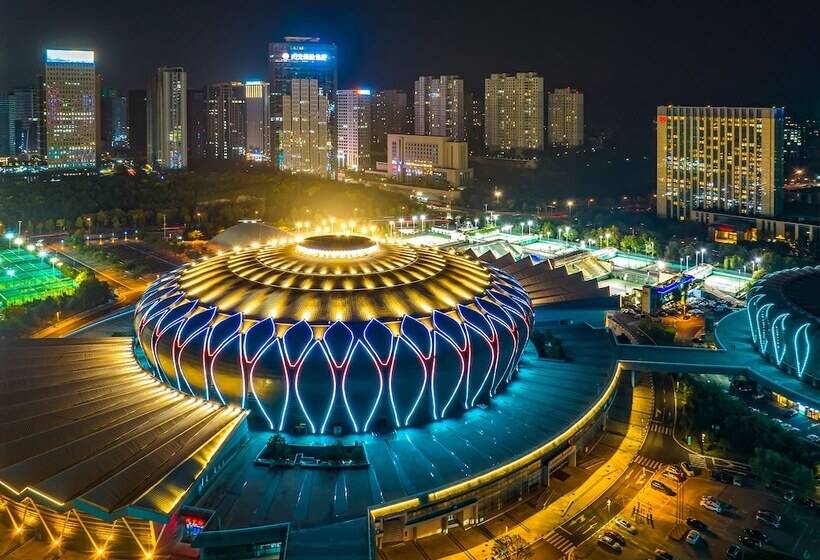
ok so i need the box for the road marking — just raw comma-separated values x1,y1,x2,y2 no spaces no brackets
688,453,708,468
543,530,576,553
632,455,662,470
581,522,599,535
649,423,673,435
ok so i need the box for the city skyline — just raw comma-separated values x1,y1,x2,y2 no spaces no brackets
4,1,818,153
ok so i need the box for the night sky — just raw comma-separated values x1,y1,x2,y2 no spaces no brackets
3,0,818,152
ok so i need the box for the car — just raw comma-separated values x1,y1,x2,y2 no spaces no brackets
603,530,626,546
598,534,622,552
663,470,684,483
784,490,795,502
687,518,708,531
806,434,820,444
615,516,637,534
686,530,701,545
752,392,765,399
739,535,762,549
755,510,781,528
654,549,673,560
726,544,743,559
680,462,696,477
732,475,745,487
652,480,673,493
742,528,767,543
783,408,798,418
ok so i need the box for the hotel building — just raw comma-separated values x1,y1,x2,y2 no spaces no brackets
43,49,97,169
656,106,784,220
386,133,473,186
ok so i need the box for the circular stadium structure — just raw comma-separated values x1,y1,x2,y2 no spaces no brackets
134,235,534,434
746,265,819,385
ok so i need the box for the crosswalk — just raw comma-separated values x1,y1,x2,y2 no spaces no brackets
648,423,673,435
688,453,708,468
542,530,575,556
632,455,663,471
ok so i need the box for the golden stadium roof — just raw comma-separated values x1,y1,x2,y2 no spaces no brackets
175,235,493,323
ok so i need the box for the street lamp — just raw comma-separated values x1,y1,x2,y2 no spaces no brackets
527,220,533,235
494,189,502,206
567,200,574,217
420,214,426,232
4,231,13,249
699,247,706,267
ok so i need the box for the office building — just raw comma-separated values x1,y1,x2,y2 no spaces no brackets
187,89,207,162
281,79,329,175
484,72,544,153
43,49,97,169
783,116,805,162
336,89,371,171
147,67,187,169
6,87,43,157
465,92,484,153
547,87,584,147
205,82,246,160
656,106,784,220
0,96,12,156
386,133,473,186
268,37,337,170
100,88,128,153
414,75,464,141
128,89,147,162
245,81,270,161
371,89,408,164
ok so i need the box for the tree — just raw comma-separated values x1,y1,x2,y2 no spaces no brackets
491,535,532,560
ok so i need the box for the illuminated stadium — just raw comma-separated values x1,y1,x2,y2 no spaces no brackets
134,235,534,434
2,233,634,560
746,265,819,385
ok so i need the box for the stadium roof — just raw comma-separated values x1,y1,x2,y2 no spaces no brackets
0,338,247,521
207,220,292,252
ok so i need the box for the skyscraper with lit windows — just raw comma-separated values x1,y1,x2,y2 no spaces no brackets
43,49,97,169
244,81,270,161
484,72,543,153
268,37,337,170
205,82,246,160
547,87,584,147
336,89,371,171
414,75,464,141
656,105,784,220
147,67,187,169
281,79,328,175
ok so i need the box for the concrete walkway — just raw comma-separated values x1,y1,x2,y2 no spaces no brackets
437,373,655,560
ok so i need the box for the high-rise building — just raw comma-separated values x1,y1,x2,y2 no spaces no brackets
387,134,473,186
336,89,371,171
656,106,784,220
7,87,43,157
414,76,465,141
281,79,329,175
783,116,805,162
43,49,97,169
268,37,337,170
371,89,408,165
484,73,544,154
245,81,270,161
547,87,584,147
100,88,128,153
0,96,11,156
205,82,246,161
465,92,484,154
147,67,187,169
128,89,147,162
187,89,207,162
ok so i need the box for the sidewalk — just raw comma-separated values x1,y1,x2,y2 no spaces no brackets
439,372,655,560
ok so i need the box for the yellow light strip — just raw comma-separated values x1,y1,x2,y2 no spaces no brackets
370,363,623,519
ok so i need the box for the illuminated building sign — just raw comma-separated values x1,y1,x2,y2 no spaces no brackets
356,89,371,95
280,51,329,62
46,49,95,64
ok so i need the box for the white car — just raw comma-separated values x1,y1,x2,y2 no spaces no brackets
686,529,701,545
680,462,695,477
614,516,637,534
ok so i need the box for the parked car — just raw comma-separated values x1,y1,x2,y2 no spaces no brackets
652,480,673,493
784,490,795,502
654,549,673,560
680,462,696,477
739,535,762,549
686,530,701,545
603,530,626,547
783,408,798,418
614,516,637,534
598,534,622,552
726,544,743,559
663,469,684,483
743,528,767,543
687,518,708,531
755,510,781,528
